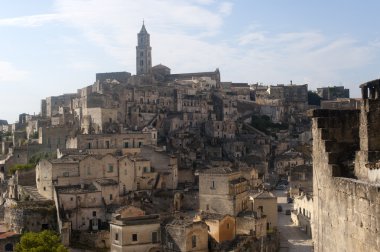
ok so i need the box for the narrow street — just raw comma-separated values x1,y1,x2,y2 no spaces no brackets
273,190,313,252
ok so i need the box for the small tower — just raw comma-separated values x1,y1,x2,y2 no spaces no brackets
136,22,152,75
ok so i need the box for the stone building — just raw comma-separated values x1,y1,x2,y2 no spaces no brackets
0,231,20,252
82,107,119,133
291,193,312,237
199,166,249,216
316,85,349,100
253,83,309,123
4,200,56,233
320,97,361,110
236,211,267,238
288,164,313,196
110,213,161,252
140,145,178,190
163,217,209,252
43,93,77,118
66,130,157,150
36,156,82,200
310,78,380,251
274,149,307,175
118,155,157,193
55,184,107,231
249,191,277,230
38,125,73,150
195,213,236,243
166,69,220,85
96,72,131,83
221,82,251,101
205,120,236,139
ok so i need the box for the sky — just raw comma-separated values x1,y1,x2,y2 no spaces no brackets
1,0,380,123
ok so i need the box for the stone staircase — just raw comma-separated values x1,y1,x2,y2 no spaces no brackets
20,186,49,201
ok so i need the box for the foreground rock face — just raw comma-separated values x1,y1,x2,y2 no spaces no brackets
311,79,380,252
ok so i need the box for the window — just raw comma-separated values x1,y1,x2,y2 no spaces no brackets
92,211,96,217
124,142,129,148
152,232,158,243
140,52,143,57
192,235,196,248
140,60,144,66
132,233,138,241
227,223,230,229
43,187,46,191
63,172,69,177
211,181,215,189
168,242,173,249
108,164,114,173
70,197,73,201
110,194,113,200
143,167,148,173
115,233,119,241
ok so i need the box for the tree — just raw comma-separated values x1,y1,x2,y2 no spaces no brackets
15,230,68,252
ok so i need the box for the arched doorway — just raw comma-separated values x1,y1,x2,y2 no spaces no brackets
5,243,13,252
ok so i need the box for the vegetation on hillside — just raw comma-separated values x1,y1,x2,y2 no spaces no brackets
251,115,288,135
8,164,35,175
15,230,68,252
9,151,56,175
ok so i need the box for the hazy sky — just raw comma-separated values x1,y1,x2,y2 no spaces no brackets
1,0,380,123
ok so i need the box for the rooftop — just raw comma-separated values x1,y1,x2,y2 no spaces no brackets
56,184,98,194
199,212,230,221
0,231,20,239
112,214,160,226
250,191,276,199
202,166,238,175
95,178,118,186
229,177,248,185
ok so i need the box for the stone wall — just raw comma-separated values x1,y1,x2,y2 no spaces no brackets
16,168,36,186
311,108,380,252
4,200,57,233
76,230,110,249
39,126,72,150
96,72,131,83
236,215,267,238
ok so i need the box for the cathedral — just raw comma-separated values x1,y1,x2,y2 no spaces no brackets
134,22,220,84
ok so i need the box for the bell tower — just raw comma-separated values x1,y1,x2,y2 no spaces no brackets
136,21,152,75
